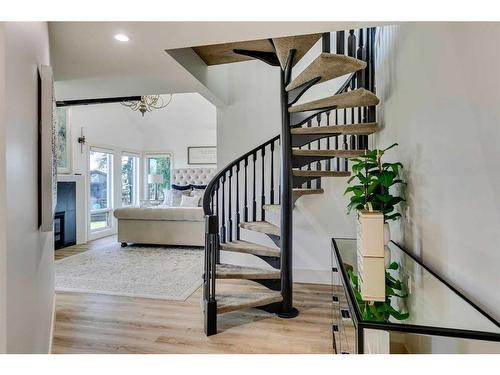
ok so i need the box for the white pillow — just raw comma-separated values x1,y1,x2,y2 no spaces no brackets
162,189,172,206
163,188,191,207
191,189,205,207
180,194,201,208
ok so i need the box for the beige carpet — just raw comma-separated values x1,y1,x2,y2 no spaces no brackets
55,244,203,301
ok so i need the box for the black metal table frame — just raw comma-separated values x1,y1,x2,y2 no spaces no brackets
332,238,500,354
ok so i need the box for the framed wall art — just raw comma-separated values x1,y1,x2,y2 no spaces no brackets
187,146,217,165
38,65,57,232
55,107,71,174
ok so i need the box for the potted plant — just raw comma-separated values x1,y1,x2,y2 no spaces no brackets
347,262,409,322
344,143,406,245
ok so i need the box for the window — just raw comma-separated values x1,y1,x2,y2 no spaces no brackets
89,148,113,232
146,154,171,200
121,154,139,206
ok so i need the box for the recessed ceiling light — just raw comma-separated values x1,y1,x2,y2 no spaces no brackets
114,34,129,42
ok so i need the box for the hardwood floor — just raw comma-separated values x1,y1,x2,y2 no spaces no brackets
54,235,116,261
53,236,344,354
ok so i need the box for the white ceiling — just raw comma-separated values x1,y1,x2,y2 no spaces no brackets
49,22,383,102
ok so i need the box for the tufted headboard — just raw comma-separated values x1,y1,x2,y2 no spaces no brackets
172,168,216,186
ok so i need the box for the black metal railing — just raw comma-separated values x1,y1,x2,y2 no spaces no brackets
202,135,280,334
294,28,376,190
202,26,377,336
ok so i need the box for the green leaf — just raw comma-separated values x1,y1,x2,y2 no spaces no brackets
344,186,363,195
384,162,403,174
366,181,379,195
385,213,402,221
376,193,392,204
387,262,398,270
377,171,396,187
387,305,409,321
389,197,405,205
347,175,358,184
349,196,365,204
383,143,399,152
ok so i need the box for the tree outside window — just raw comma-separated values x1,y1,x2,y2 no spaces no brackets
147,156,171,200
121,155,138,206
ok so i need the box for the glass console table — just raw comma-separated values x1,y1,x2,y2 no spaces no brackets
331,238,500,354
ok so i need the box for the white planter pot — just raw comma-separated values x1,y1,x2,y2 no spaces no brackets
383,223,391,246
384,245,391,268
384,223,391,268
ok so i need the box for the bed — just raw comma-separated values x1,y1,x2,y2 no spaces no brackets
113,168,215,247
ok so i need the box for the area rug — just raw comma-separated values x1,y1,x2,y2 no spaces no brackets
55,244,203,301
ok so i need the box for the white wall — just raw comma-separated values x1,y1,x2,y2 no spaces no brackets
68,92,216,174
0,22,53,353
140,93,217,168
375,23,500,323
0,23,7,353
207,39,356,283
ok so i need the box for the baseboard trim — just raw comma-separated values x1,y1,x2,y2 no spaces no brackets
48,294,56,354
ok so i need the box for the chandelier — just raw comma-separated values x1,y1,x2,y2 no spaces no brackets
121,94,173,116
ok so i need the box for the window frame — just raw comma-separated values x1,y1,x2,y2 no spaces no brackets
120,151,140,207
143,152,173,201
88,145,114,238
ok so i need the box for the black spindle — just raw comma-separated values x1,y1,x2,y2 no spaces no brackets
336,30,345,54
252,152,257,221
236,163,240,239
261,147,266,221
335,109,340,171
244,158,249,222
221,175,226,243
215,182,219,229
228,168,233,242
326,111,331,171
357,29,367,149
306,120,312,189
348,30,356,90
316,114,322,189
270,141,275,204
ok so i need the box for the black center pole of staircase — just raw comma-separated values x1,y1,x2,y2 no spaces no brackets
277,52,299,319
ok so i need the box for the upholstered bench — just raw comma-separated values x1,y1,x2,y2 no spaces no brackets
113,168,215,247
113,206,205,247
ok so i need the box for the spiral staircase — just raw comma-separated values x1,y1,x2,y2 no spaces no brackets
197,28,379,335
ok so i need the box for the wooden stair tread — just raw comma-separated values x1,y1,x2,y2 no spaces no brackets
293,170,350,177
216,264,280,280
291,122,379,135
292,188,324,198
292,149,364,157
217,291,283,314
240,221,280,236
220,240,280,257
272,34,322,70
286,53,366,91
263,204,281,214
192,39,275,66
289,88,379,113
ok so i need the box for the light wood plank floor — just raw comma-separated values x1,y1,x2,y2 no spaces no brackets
53,236,347,354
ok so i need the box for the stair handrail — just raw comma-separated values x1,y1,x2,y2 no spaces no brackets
202,134,280,215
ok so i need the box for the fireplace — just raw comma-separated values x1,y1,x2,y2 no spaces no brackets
54,211,65,249
54,181,76,249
